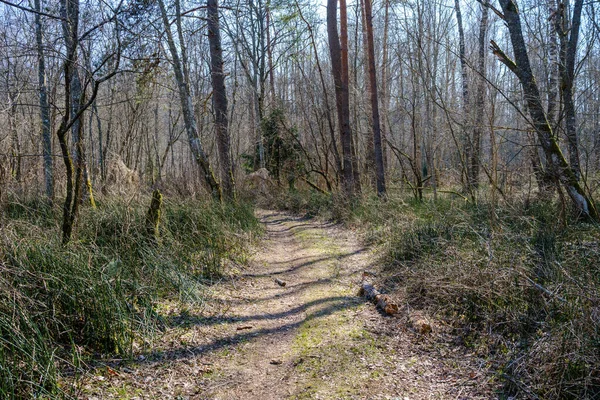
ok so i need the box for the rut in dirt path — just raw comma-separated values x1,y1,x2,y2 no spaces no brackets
82,211,495,399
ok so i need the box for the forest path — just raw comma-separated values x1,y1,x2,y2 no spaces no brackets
82,211,493,399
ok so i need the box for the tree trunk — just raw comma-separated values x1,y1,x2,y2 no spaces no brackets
557,0,584,180
58,0,81,244
327,0,355,197
359,0,375,182
363,0,386,196
158,0,221,201
380,0,390,177
454,0,472,197
295,1,342,180
207,0,235,199
495,0,598,221
469,4,488,191
34,0,53,201
547,0,559,125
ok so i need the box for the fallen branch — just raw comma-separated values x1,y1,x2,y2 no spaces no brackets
359,275,398,315
274,278,287,287
236,325,253,330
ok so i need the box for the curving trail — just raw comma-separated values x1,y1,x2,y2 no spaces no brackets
82,211,493,399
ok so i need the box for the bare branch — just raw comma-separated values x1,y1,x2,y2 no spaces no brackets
0,0,66,20
490,39,518,73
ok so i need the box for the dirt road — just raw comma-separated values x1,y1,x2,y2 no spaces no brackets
82,211,493,399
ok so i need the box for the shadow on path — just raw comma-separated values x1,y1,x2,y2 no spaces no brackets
145,295,360,364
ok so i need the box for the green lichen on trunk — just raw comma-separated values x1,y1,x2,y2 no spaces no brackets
146,189,162,242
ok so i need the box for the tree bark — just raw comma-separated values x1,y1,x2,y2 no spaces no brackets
454,0,472,197
363,0,386,196
58,0,82,243
380,0,390,176
557,0,583,180
469,4,488,191
295,1,342,180
158,0,221,201
495,0,598,221
34,0,53,201
207,0,235,199
327,0,355,197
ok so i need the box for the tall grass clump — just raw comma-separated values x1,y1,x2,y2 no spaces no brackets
0,195,260,398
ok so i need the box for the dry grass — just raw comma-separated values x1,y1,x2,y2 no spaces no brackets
0,193,261,398
276,188,600,399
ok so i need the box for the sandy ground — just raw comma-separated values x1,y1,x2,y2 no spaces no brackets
80,210,496,399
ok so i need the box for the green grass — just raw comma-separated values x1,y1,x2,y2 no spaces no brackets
0,194,261,398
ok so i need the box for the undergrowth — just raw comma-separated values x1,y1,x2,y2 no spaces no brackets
274,188,600,399
0,195,260,399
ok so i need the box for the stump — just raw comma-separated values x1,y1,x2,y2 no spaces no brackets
146,189,162,242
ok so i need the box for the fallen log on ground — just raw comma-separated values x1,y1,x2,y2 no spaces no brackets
359,277,399,315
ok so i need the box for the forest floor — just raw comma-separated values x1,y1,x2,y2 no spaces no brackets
80,210,497,399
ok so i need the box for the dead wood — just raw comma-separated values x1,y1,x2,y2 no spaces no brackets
274,278,287,287
236,325,253,331
359,276,398,315
407,311,433,335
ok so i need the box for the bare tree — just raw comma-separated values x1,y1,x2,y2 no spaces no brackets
207,0,235,199
363,0,385,196
34,0,53,201
557,0,584,179
158,0,221,201
494,0,598,220
469,4,488,190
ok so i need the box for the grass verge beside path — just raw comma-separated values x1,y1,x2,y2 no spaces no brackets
0,195,261,399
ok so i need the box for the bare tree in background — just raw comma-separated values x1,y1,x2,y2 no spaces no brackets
494,0,598,220
158,0,222,201
328,0,355,197
363,0,385,196
557,0,584,180
208,0,235,199
34,0,53,201
469,3,488,191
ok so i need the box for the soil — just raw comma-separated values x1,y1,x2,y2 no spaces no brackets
79,210,497,399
